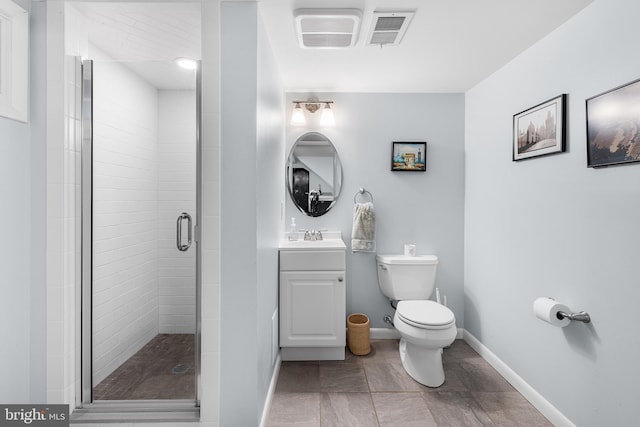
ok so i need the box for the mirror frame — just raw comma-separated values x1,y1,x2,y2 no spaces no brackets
286,132,343,217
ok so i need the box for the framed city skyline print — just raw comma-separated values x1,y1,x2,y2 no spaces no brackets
513,94,566,161
391,142,426,172
586,78,640,168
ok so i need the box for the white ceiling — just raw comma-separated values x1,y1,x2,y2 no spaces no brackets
261,0,594,92
71,1,201,90
72,0,594,93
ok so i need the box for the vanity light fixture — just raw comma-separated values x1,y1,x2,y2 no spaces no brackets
320,102,335,126
290,98,335,126
291,102,306,125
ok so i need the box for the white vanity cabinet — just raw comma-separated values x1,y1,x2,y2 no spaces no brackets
279,241,346,361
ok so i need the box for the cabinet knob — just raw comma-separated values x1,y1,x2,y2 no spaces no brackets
338,277,344,282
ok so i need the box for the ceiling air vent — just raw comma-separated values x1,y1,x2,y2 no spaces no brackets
294,8,362,49
366,10,415,46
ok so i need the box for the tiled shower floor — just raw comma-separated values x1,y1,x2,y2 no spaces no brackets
93,334,195,400
267,339,553,426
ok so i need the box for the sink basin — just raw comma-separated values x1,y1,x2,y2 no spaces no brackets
280,239,346,250
279,231,346,250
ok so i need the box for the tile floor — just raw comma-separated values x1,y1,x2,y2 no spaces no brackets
267,339,553,426
93,334,195,400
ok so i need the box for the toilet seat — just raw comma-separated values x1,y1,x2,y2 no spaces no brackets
397,300,455,330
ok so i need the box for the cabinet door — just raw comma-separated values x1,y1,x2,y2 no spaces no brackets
280,271,346,347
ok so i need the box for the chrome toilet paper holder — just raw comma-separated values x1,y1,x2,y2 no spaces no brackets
556,310,591,323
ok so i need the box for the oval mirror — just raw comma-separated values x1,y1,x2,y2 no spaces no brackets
286,132,343,217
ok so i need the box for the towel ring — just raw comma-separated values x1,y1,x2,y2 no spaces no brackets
354,188,373,204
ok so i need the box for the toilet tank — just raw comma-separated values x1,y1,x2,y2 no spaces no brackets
376,254,438,300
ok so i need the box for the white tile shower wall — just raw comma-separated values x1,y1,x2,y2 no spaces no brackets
91,61,160,384
157,90,197,334
65,53,82,405
46,0,83,403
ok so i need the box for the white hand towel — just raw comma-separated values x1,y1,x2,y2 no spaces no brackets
351,202,376,252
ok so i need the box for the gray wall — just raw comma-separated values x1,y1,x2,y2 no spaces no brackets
256,9,286,419
0,0,46,403
220,2,284,425
286,93,466,328
29,0,46,403
464,0,640,425
0,84,31,404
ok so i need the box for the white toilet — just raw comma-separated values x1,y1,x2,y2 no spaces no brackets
376,254,456,387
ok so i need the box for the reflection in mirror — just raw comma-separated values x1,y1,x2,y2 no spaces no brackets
287,132,343,217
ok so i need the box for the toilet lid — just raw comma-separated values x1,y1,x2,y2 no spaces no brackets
397,300,455,329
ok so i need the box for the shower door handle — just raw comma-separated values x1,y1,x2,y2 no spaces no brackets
176,212,193,252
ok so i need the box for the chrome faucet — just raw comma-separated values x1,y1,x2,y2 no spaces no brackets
303,230,324,241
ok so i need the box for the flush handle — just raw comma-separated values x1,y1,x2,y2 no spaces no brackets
176,212,192,252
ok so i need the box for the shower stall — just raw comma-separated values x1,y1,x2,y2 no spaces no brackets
83,58,200,402
71,1,202,412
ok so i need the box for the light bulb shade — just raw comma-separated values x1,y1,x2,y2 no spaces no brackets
291,102,306,125
320,103,335,126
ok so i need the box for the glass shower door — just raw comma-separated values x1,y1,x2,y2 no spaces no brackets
81,57,200,406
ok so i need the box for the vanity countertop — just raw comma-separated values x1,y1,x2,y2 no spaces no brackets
279,231,345,250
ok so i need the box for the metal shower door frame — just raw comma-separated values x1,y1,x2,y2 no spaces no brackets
77,58,202,420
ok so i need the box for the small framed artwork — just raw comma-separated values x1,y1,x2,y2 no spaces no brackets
586,78,640,168
391,142,426,172
513,94,566,161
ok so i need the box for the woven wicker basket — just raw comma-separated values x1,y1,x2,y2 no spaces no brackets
347,313,371,356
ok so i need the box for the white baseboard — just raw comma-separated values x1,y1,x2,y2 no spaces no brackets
370,327,400,339
370,327,463,340
259,352,282,427
463,330,575,427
